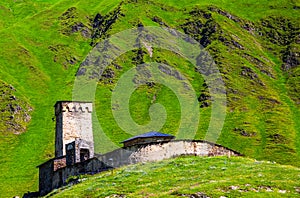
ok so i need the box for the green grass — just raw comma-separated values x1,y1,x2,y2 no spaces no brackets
0,0,299,197
157,0,300,21
0,1,121,196
48,156,300,197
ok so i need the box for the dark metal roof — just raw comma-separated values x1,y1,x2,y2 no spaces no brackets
122,131,175,143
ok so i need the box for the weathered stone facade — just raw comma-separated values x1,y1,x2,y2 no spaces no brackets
98,140,239,167
55,101,94,157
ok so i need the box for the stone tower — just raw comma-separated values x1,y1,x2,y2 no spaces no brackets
54,101,94,159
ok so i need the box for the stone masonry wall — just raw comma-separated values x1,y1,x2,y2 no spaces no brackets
98,140,240,167
51,158,108,193
55,101,94,157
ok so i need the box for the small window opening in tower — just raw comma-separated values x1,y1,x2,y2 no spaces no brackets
80,149,90,162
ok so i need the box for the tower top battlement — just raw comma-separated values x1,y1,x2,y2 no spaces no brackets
55,101,92,115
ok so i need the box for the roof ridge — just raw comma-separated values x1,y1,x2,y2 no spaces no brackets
122,131,175,143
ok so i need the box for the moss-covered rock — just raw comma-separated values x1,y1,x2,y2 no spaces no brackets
0,80,32,135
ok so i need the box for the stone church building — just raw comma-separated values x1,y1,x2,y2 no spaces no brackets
37,101,240,196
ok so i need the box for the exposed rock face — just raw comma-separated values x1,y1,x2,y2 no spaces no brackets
257,16,300,105
90,5,123,46
100,68,115,84
282,43,300,71
198,93,211,108
58,7,90,37
152,16,167,26
132,48,146,65
242,53,275,79
181,8,244,49
50,4,124,76
48,44,78,69
258,16,299,71
259,16,298,46
234,127,256,137
240,66,265,86
0,80,32,135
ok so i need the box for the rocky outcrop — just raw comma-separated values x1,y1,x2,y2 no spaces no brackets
99,68,115,84
198,93,211,108
234,127,256,137
152,16,168,27
58,7,90,38
281,42,300,71
240,66,265,86
259,16,298,46
181,8,244,49
198,83,211,108
132,48,146,65
257,16,300,105
48,44,78,69
0,80,32,135
90,4,123,46
242,53,275,78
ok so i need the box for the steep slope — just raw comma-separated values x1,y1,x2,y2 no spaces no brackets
48,156,300,197
0,0,299,197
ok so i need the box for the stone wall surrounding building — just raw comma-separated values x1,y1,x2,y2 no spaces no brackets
38,140,240,196
98,140,239,166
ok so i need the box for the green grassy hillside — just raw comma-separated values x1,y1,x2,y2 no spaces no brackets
48,156,300,197
0,0,299,197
